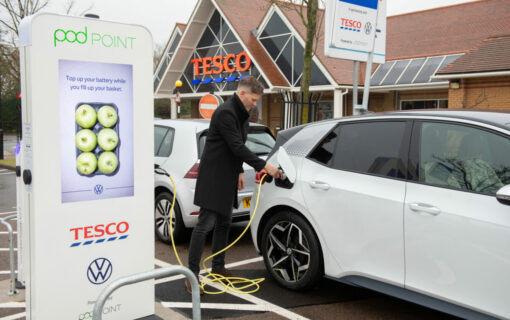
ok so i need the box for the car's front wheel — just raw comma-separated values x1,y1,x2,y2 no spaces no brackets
261,211,323,290
155,192,185,244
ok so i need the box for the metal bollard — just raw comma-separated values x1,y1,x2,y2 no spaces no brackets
0,215,19,295
93,265,201,320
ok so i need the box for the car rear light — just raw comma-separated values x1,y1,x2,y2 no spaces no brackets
184,162,200,179
255,170,268,184
190,211,200,216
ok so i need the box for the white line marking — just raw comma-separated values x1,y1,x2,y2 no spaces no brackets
155,256,307,319
206,278,309,320
0,249,18,252
154,257,263,284
0,232,18,235
154,258,172,267
0,169,7,172
0,302,25,308
0,211,16,216
0,271,18,275
161,302,269,311
0,172,14,176
0,312,26,320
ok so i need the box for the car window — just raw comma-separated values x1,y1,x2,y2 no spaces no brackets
197,127,275,159
157,128,175,157
308,129,339,166
246,129,275,155
419,122,510,196
154,126,168,156
332,121,407,178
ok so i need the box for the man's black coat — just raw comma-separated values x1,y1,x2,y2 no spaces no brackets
194,93,266,215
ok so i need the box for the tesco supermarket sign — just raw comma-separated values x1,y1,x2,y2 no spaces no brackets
325,0,386,63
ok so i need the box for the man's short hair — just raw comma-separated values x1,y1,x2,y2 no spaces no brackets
237,76,264,95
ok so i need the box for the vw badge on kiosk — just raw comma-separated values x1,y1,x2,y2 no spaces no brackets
18,14,154,319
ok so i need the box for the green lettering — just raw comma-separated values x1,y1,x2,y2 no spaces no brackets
116,36,127,49
91,33,101,45
54,29,66,47
101,34,113,47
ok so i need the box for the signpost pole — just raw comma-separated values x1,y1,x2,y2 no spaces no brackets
353,61,359,111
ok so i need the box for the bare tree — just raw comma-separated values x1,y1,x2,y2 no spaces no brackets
269,0,324,124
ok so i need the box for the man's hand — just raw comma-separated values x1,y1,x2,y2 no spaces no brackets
238,172,245,190
264,163,283,179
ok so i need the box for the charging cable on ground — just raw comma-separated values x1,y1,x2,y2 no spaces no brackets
154,165,267,295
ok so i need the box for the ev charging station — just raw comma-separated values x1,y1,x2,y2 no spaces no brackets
18,13,154,319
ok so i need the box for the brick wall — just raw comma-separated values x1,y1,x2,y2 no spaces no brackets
448,76,510,110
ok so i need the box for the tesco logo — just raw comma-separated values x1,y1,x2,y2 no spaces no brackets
69,222,129,247
340,18,362,29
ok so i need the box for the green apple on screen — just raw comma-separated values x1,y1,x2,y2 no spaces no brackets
76,152,97,175
97,105,118,128
97,128,119,151
98,151,118,174
75,104,97,128
75,129,97,152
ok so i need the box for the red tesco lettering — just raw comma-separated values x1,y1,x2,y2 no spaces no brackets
340,18,362,29
70,222,129,240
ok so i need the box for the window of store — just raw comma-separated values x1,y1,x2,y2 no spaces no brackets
258,10,330,87
154,32,182,91
178,10,268,94
401,99,448,110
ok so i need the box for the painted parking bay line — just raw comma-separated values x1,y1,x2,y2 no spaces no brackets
162,302,272,311
154,257,263,284
0,249,18,252
0,313,26,320
0,211,16,216
0,302,25,308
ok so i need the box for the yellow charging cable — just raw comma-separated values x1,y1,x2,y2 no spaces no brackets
167,173,267,294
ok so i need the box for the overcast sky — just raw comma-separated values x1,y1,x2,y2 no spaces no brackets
40,0,477,48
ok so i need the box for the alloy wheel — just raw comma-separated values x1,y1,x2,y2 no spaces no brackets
266,221,311,282
155,198,176,238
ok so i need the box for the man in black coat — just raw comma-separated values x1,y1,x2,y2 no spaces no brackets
186,76,282,294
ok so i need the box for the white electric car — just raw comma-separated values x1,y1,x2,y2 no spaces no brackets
250,110,510,319
154,119,275,243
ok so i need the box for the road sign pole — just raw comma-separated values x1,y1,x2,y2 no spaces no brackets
353,61,359,111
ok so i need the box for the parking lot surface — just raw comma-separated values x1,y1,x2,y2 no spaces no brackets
0,167,458,319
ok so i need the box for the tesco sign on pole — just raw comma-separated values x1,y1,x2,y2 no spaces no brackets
325,0,386,63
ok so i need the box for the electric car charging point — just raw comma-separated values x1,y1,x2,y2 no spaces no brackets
18,14,154,319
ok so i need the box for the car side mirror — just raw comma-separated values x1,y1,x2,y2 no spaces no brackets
496,185,510,206
277,146,296,183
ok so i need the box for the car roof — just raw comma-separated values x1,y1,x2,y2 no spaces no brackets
154,118,269,128
313,109,510,131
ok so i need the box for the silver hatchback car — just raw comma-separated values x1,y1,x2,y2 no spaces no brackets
154,119,275,243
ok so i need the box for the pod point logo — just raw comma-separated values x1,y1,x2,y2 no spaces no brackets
53,27,136,49
87,257,113,285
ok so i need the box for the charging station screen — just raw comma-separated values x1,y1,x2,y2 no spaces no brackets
59,59,134,203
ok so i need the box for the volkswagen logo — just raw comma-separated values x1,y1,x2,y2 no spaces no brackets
364,22,373,35
87,258,113,285
94,184,104,195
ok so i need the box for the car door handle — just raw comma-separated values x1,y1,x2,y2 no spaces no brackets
309,181,330,190
409,203,441,216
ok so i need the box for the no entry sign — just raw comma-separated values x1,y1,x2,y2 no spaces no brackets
199,94,223,119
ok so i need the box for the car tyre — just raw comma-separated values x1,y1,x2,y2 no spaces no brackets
155,192,185,244
261,211,323,290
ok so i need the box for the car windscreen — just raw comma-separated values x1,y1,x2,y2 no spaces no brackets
246,128,275,155
197,126,275,158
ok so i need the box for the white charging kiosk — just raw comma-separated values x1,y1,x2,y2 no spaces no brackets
18,13,154,319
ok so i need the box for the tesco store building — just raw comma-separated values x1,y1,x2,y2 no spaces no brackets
154,0,510,132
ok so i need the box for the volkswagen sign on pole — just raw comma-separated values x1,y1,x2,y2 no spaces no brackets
325,0,386,63
325,0,386,114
